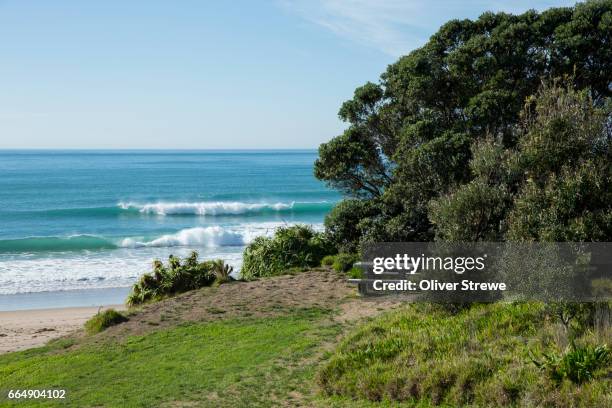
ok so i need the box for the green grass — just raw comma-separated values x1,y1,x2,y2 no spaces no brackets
321,255,336,267
347,266,364,279
319,253,360,273
317,302,611,407
0,308,340,407
3,298,609,407
331,253,359,273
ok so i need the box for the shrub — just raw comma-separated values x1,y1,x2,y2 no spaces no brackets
324,199,378,253
347,266,364,279
532,343,610,384
84,309,128,334
211,259,234,285
127,251,224,305
546,302,597,340
332,253,359,273
321,253,361,274
241,225,335,280
321,255,336,267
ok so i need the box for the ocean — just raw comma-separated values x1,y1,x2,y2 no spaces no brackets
0,150,338,309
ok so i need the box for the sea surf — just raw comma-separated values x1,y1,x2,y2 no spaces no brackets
0,150,337,302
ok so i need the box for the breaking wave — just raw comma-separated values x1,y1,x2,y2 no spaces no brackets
117,200,332,216
119,226,250,248
0,223,322,253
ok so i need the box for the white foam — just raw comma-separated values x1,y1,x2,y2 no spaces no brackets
0,222,324,295
118,222,299,249
118,201,294,215
0,247,244,295
120,226,246,248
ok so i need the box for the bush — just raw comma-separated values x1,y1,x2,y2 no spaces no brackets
347,266,364,279
127,252,228,305
241,225,335,280
321,255,335,267
84,309,128,334
546,302,597,340
324,199,378,253
532,343,610,384
211,259,234,285
332,253,359,273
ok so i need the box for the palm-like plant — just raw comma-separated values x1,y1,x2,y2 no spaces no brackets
126,251,218,305
212,259,233,284
531,343,610,384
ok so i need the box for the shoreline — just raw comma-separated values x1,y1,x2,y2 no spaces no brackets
0,286,131,312
0,305,126,354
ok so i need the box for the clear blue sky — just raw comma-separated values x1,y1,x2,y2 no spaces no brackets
0,0,575,149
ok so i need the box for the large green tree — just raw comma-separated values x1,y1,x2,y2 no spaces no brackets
315,1,612,248
429,85,611,242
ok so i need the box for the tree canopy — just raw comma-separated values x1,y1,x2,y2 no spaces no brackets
316,1,612,249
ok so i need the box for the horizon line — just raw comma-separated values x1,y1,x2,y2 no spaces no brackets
0,147,319,151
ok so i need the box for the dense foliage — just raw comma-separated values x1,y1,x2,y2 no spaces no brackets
127,252,232,305
331,253,359,273
431,84,611,242
241,225,334,280
315,3,612,405
315,1,612,248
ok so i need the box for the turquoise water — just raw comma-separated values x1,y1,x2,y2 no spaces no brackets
0,150,338,299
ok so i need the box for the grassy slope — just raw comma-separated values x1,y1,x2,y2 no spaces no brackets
318,303,611,408
0,308,341,407
2,272,609,407
0,271,364,407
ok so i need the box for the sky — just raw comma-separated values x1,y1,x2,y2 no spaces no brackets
0,0,576,149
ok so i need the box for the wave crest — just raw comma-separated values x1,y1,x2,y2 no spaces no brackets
119,226,248,248
0,223,319,253
117,201,331,216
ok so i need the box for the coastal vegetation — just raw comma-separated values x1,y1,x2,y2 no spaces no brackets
1,2,611,407
318,303,611,406
241,225,334,280
321,253,362,277
331,253,360,273
83,309,128,335
314,0,611,248
126,251,233,305
312,1,611,406
2,270,609,407
532,342,610,385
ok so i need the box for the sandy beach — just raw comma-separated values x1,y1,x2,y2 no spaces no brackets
0,305,125,354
